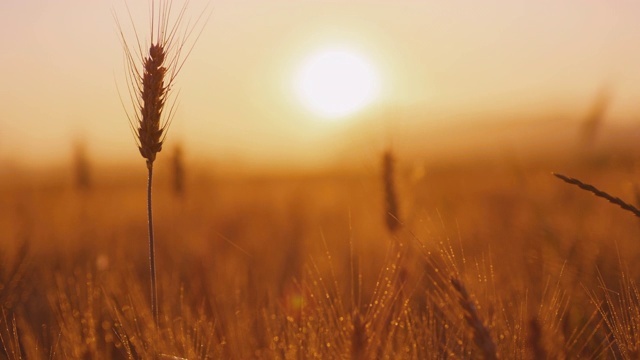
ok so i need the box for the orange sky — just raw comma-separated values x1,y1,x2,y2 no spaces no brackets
1,0,640,170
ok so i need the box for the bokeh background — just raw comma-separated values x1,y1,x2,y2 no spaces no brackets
2,0,640,173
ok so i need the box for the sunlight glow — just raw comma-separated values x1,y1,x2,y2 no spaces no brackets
294,48,380,119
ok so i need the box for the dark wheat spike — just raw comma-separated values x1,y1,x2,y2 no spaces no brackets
553,173,640,218
138,43,168,168
116,0,212,169
451,277,499,360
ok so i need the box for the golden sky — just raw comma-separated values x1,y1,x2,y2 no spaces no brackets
1,0,640,170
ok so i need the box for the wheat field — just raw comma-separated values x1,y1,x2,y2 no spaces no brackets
2,150,640,358
3,1,640,358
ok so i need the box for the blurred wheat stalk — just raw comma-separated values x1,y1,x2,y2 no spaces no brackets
382,149,401,233
115,0,209,330
553,173,640,218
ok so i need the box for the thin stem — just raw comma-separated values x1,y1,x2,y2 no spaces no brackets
147,162,159,330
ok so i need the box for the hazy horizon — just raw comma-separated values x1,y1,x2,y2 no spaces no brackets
2,0,640,169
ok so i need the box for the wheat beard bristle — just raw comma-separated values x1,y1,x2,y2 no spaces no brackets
138,43,167,167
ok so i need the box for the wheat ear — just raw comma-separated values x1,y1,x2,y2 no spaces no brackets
139,40,168,331
553,173,640,218
116,0,210,330
451,277,498,360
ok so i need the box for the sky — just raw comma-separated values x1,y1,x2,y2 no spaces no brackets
1,0,640,171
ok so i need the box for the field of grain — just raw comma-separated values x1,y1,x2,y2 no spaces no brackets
4,1,640,358
3,150,640,359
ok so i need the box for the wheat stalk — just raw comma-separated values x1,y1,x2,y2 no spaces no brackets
115,0,210,330
382,149,401,232
172,144,185,196
580,86,610,149
553,173,640,218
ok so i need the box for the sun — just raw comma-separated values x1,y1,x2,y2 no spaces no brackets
294,47,380,120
